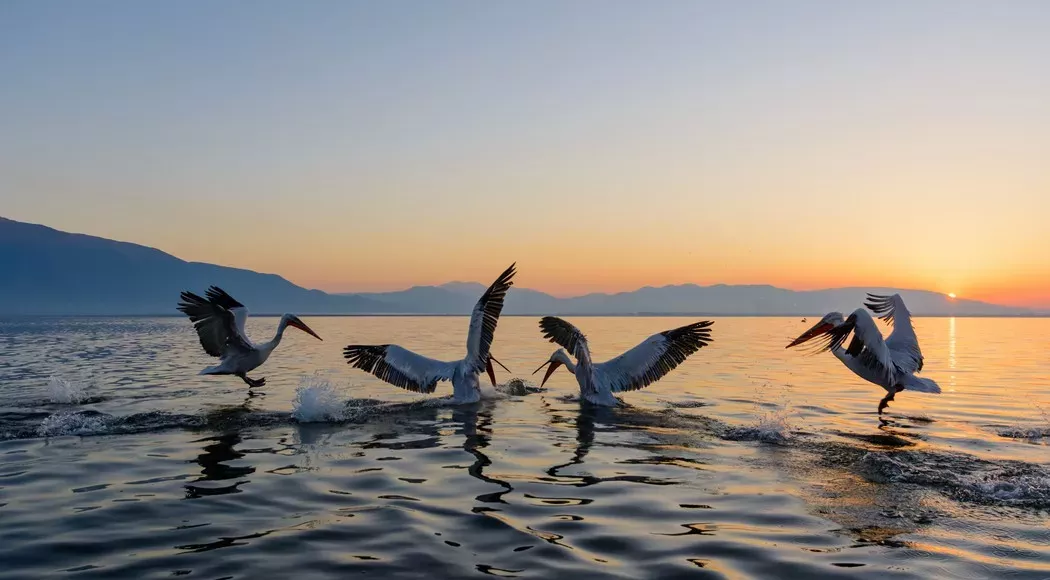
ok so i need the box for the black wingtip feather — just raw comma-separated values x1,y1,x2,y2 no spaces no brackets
343,344,434,394
538,316,587,357
864,293,897,323
206,286,245,310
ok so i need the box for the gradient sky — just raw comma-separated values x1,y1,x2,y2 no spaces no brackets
2,1,1048,307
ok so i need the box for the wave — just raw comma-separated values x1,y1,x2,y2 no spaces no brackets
851,449,1050,509
996,426,1050,441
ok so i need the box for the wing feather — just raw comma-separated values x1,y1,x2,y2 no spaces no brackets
816,308,897,385
538,316,591,364
595,321,714,393
176,290,252,358
465,263,516,371
865,293,923,373
343,344,455,394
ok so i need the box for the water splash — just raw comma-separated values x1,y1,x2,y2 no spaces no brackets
494,378,544,397
37,412,108,437
723,384,796,444
291,376,349,423
967,472,1050,505
852,449,1050,508
46,375,92,404
996,401,1050,440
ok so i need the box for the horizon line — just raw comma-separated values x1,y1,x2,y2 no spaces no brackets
0,215,1026,310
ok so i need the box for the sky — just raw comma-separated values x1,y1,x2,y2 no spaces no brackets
2,1,1048,307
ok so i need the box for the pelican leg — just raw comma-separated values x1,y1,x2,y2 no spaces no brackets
877,386,904,415
238,374,266,389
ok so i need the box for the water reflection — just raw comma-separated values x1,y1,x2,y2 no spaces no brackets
184,432,254,499
457,404,515,505
546,405,680,487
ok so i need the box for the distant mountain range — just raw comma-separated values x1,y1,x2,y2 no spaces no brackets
0,216,1038,316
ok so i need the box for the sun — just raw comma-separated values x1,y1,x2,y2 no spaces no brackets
948,292,957,299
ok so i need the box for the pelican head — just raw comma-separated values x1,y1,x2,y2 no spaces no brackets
532,349,573,387
786,312,844,348
282,314,323,340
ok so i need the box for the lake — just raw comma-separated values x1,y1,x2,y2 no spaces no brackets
1,316,1049,578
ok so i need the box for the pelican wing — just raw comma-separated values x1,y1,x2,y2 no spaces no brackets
539,316,591,364
343,344,455,394
817,308,897,386
177,290,253,358
595,321,714,393
465,263,516,372
865,293,923,374
205,286,250,343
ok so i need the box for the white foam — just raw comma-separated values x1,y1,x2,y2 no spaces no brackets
968,473,1050,504
996,426,1050,440
46,375,91,404
37,412,108,437
291,376,348,423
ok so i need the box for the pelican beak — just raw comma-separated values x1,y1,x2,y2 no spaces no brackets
533,360,562,387
486,357,497,387
490,355,511,373
289,318,323,341
786,322,832,348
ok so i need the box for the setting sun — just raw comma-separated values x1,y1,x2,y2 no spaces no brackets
948,293,957,299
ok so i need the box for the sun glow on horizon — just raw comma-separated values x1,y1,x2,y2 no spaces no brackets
948,293,957,299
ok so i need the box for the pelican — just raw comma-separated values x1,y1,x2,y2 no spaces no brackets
786,293,940,415
177,286,322,388
532,317,714,406
343,264,516,404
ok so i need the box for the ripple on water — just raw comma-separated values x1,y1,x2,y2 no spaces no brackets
1,316,1050,579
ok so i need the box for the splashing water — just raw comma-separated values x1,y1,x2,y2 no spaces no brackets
46,375,91,404
37,412,108,437
291,376,348,423
723,384,796,444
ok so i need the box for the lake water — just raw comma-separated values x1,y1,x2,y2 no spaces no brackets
1,316,1049,578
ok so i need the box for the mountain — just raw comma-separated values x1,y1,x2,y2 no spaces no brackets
0,217,396,315
434,281,1027,317
0,216,1038,316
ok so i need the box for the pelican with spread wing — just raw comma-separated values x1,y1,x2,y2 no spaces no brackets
786,293,940,415
343,264,516,403
177,287,322,389
532,317,714,406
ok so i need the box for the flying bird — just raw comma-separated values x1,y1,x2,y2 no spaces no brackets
343,264,516,403
177,286,322,389
532,317,714,406
786,293,940,415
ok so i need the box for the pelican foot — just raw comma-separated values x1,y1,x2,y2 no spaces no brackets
877,391,897,415
240,375,266,389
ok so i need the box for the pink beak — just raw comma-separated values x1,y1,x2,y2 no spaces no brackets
486,356,511,387
288,319,323,341
786,322,833,348
533,360,563,387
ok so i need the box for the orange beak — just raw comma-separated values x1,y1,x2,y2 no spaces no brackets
786,322,833,348
486,358,497,387
532,360,562,387
289,319,323,341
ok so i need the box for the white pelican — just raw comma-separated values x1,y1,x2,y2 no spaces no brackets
177,286,322,388
786,293,940,415
532,317,714,406
343,264,516,404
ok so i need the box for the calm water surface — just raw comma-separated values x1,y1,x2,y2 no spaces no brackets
1,316,1049,578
